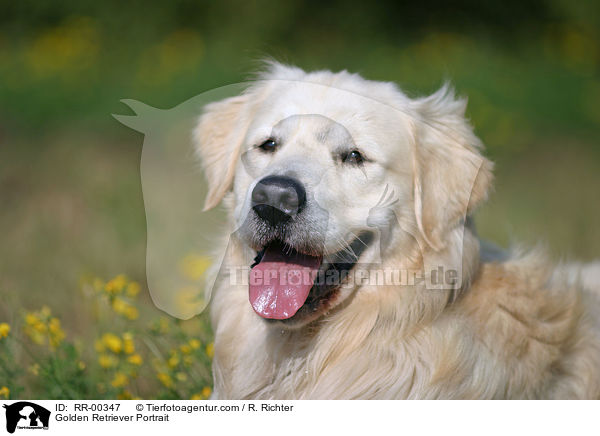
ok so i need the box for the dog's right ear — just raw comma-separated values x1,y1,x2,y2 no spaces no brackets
194,94,252,211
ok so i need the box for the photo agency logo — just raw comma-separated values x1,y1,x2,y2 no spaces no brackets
2,402,50,433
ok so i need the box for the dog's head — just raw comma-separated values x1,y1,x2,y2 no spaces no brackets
195,62,493,328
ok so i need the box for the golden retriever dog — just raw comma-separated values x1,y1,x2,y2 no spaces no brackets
194,62,600,399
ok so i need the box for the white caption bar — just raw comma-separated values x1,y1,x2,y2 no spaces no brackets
0,400,596,435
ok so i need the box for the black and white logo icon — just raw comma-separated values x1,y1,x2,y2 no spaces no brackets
2,402,50,433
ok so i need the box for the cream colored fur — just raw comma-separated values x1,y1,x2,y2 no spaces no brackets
195,62,600,399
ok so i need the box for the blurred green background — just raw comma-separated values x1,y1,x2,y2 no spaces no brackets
0,0,599,392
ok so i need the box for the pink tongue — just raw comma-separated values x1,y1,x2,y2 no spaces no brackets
249,244,322,319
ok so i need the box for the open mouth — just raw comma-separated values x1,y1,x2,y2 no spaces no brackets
249,232,374,322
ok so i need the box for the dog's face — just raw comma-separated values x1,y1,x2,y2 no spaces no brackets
196,63,493,328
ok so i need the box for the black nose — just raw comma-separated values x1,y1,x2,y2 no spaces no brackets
251,176,306,225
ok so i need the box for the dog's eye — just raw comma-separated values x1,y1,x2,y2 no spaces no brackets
342,150,364,165
258,139,278,153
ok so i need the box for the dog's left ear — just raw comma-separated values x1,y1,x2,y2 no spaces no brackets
411,85,494,250
194,93,253,211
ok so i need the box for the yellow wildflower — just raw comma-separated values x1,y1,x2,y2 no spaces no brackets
48,317,61,334
157,372,173,388
179,344,192,354
101,333,122,353
0,386,9,399
201,386,212,399
77,361,86,371
23,309,59,346
112,297,128,314
48,317,65,347
98,354,118,369
110,298,139,320
205,342,214,359
124,306,139,320
0,323,10,339
179,254,211,281
126,282,140,297
25,313,46,333
190,393,202,400
23,312,46,345
189,339,200,349
127,354,143,366
122,333,135,354
25,313,39,326
175,372,187,382
105,274,127,295
33,321,47,333
167,352,180,368
25,312,39,326
111,372,128,388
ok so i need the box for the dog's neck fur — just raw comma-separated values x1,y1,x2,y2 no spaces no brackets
210,220,600,399
209,218,487,399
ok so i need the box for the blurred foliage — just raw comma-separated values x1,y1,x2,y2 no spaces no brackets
0,0,599,156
